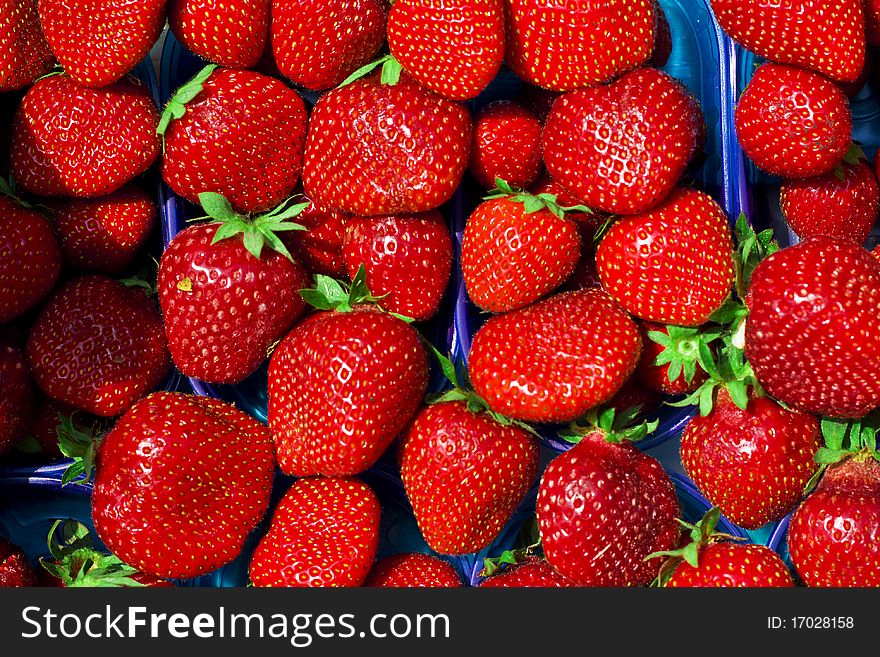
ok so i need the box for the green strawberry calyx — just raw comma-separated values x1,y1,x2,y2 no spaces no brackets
58,414,102,486
833,143,867,182
118,256,161,297
486,178,593,219
299,264,414,323
480,517,542,578
559,405,658,445
0,175,38,210
805,414,880,492
338,54,403,88
648,325,722,388
157,64,217,138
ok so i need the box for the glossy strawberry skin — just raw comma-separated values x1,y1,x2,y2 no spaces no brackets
162,68,307,214
735,64,852,179
0,539,36,587
303,74,472,217
342,212,452,322
169,0,269,68
271,0,387,91
469,101,543,190
504,0,654,92
364,553,463,588
399,401,539,555
0,343,34,456
468,289,643,424
478,557,575,588
0,0,54,92
543,68,702,215
250,477,380,588
269,308,428,477
538,433,680,587
0,196,61,323
780,161,879,244
636,322,709,396
12,75,160,198
38,0,167,88
666,543,794,587
745,237,880,418
711,0,865,83
26,276,171,417
681,389,821,529
789,458,880,587
93,392,275,579
597,187,735,326
281,198,349,278
388,0,504,101
649,0,673,67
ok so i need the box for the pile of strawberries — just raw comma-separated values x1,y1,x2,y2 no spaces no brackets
1,0,879,589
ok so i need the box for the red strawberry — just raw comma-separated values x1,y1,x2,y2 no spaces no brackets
537,432,680,586
745,237,880,418
160,66,307,214
0,343,33,456
504,0,654,92
26,276,170,417
735,64,852,179
868,0,880,46
515,84,559,123
469,101,543,190
839,46,875,97
342,211,452,322
24,395,82,458
302,73,472,217
0,538,36,587
169,0,269,69
281,197,349,278
388,0,504,101
478,557,574,587
543,68,702,215
48,185,157,275
0,194,61,323
605,379,663,417
468,289,642,424
399,400,539,555
250,477,380,587
38,0,166,88
159,196,310,384
271,0,387,91
364,553,463,588
650,0,673,67
12,75,160,198
0,0,54,92
711,0,865,83
636,323,710,396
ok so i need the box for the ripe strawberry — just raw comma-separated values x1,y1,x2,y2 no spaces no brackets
0,0,54,92
478,557,574,587
0,538,36,587
543,68,702,215
159,195,310,385
342,211,452,322
24,395,82,458
0,343,33,456
26,276,171,417
0,193,61,323
302,73,472,217
650,0,673,68
160,66,307,214
250,477,380,587
735,64,852,179
169,0,269,69
469,101,543,190
387,0,504,101
868,0,880,46
271,0,387,91
515,84,558,123
637,323,710,396
364,553,463,588
606,378,663,417
38,0,167,88
504,0,654,92
745,237,880,418
281,197,349,278
48,186,157,275
711,0,865,83
839,46,875,97
12,75,160,198
468,289,642,424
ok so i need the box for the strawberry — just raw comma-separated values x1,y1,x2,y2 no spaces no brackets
515,84,558,123
637,323,711,396
0,192,61,323
48,185,157,275
26,276,171,417
281,196,349,278
868,0,880,46
12,75,160,198
468,289,642,424
839,46,875,97
711,0,865,83
342,211,452,322
735,64,852,179
543,68,702,215
745,237,880,418
250,477,380,587
606,378,663,417
469,101,543,190
92,392,275,579
38,0,167,88
364,553,463,588
169,0,269,69
780,148,879,244
0,343,34,456
302,72,472,217
0,538,36,587
387,0,504,101
504,0,655,92
597,187,735,326
650,0,673,68
160,66,307,214
269,271,428,476
478,557,574,587
23,395,81,459
0,0,54,92
159,194,310,385
271,0,387,92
